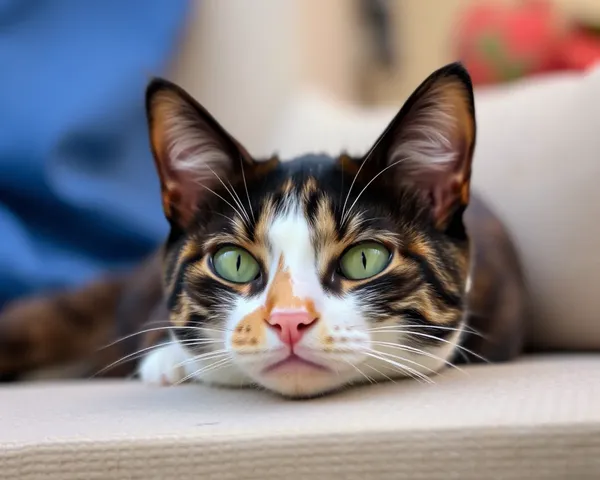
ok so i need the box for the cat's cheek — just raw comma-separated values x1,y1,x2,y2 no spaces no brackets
222,297,280,367
363,318,467,382
298,295,372,370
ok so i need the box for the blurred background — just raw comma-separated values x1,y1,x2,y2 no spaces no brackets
174,0,600,152
2,0,600,307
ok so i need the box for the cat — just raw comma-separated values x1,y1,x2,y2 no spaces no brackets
0,62,528,397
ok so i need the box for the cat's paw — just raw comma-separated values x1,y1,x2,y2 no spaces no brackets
138,343,193,386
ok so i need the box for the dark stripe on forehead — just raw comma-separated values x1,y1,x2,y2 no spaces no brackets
403,250,462,309
304,189,321,225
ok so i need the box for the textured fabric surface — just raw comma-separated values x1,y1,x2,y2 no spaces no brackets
267,67,600,350
1,355,599,479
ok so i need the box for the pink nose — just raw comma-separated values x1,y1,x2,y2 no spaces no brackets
267,311,318,346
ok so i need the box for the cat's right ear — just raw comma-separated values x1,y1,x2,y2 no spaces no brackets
146,79,255,229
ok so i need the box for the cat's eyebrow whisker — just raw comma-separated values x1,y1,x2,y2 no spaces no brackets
193,180,251,229
239,154,255,223
340,114,395,222
370,340,466,375
362,350,434,384
207,209,239,225
203,163,251,227
227,178,252,226
343,156,408,224
351,216,389,230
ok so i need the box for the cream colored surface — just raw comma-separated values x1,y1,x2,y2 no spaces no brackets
267,66,600,350
1,356,599,479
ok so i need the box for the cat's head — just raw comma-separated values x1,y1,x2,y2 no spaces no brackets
146,62,476,398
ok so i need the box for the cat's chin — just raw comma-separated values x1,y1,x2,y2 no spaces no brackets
200,362,350,399
253,369,352,399
233,358,356,398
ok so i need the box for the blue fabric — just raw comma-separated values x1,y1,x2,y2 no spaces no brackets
0,0,190,306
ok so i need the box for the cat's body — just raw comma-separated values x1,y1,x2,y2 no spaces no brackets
0,63,528,397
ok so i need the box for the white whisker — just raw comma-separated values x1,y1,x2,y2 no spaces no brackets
174,357,232,386
343,156,409,223
362,350,434,384
92,338,214,378
360,362,398,384
239,154,255,223
369,323,484,338
195,181,250,228
370,340,466,374
340,114,397,221
174,348,228,368
367,347,438,375
343,360,375,385
202,162,251,226
99,325,220,351
372,329,489,363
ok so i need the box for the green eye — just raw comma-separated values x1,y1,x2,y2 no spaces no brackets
339,242,390,280
212,246,260,283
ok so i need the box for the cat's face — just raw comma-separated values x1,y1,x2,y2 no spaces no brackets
146,62,476,397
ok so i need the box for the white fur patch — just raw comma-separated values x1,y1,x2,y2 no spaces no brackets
267,205,324,304
138,341,191,385
148,193,465,397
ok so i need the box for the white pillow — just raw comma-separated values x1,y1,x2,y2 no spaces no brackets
266,67,600,351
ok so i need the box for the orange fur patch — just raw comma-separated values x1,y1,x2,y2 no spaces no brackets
231,308,267,350
232,256,320,351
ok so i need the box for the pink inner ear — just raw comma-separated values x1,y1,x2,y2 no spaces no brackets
169,170,203,226
431,178,460,225
149,84,257,229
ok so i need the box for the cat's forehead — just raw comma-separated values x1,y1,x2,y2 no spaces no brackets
260,154,343,192
279,153,339,173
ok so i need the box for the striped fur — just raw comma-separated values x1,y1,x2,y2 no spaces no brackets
0,63,527,397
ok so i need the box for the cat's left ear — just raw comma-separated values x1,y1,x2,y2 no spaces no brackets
366,62,476,233
145,78,257,230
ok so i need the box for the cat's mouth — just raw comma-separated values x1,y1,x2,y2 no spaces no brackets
262,354,330,374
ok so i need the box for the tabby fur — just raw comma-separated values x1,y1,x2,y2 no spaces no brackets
0,63,527,397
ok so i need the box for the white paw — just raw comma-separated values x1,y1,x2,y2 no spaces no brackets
138,343,193,386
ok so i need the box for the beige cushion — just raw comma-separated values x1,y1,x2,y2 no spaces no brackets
1,355,599,479
266,67,600,351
